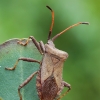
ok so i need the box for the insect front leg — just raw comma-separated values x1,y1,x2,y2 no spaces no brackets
39,41,45,54
18,71,38,100
5,58,40,70
57,81,71,100
17,36,43,54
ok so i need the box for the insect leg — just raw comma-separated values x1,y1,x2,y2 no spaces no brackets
39,41,45,54
18,36,43,54
18,71,38,100
5,58,40,70
57,81,71,100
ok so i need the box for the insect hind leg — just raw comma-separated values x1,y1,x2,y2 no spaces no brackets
57,81,71,100
18,71,38,100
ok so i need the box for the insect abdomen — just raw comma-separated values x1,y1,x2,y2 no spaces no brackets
41,76,58,100
36,70,42,99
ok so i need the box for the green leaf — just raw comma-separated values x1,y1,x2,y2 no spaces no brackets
0,39,42,100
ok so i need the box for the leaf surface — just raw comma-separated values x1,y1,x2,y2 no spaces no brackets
0,39,42,100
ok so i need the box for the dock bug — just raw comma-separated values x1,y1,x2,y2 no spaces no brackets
5,6,89,100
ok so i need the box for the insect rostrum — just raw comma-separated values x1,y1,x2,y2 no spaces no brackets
5,6,89,100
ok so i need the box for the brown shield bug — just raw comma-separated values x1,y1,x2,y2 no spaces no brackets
5,6,89,100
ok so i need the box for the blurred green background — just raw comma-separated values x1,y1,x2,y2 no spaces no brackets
0,0,100,100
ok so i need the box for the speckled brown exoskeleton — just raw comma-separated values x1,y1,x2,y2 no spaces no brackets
5,6,89,100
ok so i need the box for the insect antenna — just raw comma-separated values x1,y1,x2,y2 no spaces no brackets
46,6,54,40
52,22,89,41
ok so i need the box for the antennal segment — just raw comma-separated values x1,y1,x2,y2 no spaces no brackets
52,22,89,41
46,6,54,40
